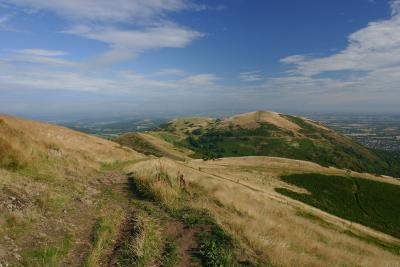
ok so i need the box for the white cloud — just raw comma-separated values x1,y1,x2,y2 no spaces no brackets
63,24,203,66
0,53,220,94
13,49,68,57
154,68,187,77
181,74,220,86
64,24,203,50
239,71,263,82
0,0,210,95
0,13,15,31
268,0,400,110
1,1,205,66
391,0,400,15
1,0,188,22
280,55,309,64
281,0,400,76
5,49,74,67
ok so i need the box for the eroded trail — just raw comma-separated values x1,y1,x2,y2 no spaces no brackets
164,220,211,267
92,170,208,267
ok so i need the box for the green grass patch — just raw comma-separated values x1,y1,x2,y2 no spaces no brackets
196,225,236,267
283,115,318,133
84,213,122,267
276,173,400,238
118,211,162,267
23,234,73,267
114,133,163,157
167,206,213,226
161,237,179,267
151,132,181,144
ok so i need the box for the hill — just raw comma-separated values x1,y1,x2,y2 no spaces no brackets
155,110,400,177
2,113,400,267
126,156,400,266
0,114,144,266
0,114,142,175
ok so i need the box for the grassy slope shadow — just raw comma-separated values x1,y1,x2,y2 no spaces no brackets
275,173,400,239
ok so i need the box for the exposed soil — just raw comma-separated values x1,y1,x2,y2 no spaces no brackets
108,216,136,267
92,170,211,267
164,220,211,267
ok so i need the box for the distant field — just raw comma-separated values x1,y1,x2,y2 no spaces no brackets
276,173,400,239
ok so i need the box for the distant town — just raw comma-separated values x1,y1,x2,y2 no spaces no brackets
311,114,400,152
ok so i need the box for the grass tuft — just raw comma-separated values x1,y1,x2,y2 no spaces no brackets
23,234,73,267
118,211,162,267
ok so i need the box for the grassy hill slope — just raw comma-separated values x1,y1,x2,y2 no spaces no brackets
2,113,400,267
125,157,400,266
277,173,400,239
114,132,192,161
0,114,144,266
155,110,400,177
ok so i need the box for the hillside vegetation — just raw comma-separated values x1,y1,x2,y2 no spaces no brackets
124,157,400,266
277,173,400,239
2,113,400,267
154,111,400,177
0,114,144,266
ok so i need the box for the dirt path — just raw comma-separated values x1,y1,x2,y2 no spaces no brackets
108,215,135,267
164,220,210,267
97,171,209,267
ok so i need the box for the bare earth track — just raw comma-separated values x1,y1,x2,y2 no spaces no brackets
95,170,209,267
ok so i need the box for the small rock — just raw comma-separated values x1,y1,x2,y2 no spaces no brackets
12,253,22,260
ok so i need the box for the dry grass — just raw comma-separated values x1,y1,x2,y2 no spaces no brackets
167,117,215,136
2,113,400,266
125,157,400,267
0,114,144,266
0,114,142,178
138,133,192,161
220,111,301,132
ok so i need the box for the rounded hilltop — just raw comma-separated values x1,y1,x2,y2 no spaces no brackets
151,110,400,177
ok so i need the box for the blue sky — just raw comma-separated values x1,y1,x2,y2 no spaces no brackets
0,0,399,120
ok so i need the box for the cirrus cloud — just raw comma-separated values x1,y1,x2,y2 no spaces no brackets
0,0,189,22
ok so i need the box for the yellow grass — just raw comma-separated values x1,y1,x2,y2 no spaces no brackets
166,117,215,136
220,110,301,132
125,157,400,267
0,114,144,266
0,114,143,178
2,113,400,266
